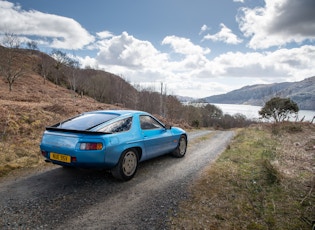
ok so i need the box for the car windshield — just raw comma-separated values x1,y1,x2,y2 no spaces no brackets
54,113,119,130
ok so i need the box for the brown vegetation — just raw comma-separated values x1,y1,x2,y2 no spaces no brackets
0,45,254,129
0,43,314,229
0,72,119,176
170,123,314,229
0,45,255,177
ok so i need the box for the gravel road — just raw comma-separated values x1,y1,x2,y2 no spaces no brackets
0,130,234,230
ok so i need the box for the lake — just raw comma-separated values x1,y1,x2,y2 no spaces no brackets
212,103,315,122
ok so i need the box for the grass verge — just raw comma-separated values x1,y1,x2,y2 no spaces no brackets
169,123,314,229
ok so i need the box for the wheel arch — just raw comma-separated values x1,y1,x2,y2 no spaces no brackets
180,133,188,143
122,146,142,161
131,146,143,161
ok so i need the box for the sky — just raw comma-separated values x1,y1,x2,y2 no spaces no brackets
0,0,315,98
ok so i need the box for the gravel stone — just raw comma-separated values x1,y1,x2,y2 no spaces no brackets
0,130,234,229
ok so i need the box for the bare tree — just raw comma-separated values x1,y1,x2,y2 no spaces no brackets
165,95,183,121
75,70,90,98
26,41,38,55
87,74,110,102
1,33,20,48
137,88,161,115
37,52,52,84
0,33,26,91
50,49,72,85
67,59,80,94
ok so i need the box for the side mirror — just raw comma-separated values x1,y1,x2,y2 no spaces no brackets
165,124,172,130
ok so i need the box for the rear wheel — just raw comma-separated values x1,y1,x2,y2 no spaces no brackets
171,135,187,158
111,148,139,181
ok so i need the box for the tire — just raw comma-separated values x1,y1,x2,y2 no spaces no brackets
171,135,187,158
111,148,139,181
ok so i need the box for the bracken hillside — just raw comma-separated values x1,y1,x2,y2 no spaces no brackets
0,69,121,176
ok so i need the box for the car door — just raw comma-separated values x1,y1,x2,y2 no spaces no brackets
140,115,173,159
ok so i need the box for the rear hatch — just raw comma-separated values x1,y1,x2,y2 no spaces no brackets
40,111,119,166
40,129,107,165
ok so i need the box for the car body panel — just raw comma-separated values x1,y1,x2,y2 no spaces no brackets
40,110,187,170
141,128,176,159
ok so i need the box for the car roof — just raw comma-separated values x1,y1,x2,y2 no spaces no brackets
85,110,149,116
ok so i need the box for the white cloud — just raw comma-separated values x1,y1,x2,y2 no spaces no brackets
1,0,314,98
199,24,209,35
237,0,315,49
178,45,315,97
86,31,315,97
202,23,243,44
96,31,114,39
92,33,213,85
208,45,315,82
166,77,237,98
162,36,210,56
95,32,167,69
0,1,94,49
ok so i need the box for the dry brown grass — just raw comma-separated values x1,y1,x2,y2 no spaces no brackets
0,73,119,176
0,70,189,176
169,123,314,229
1,69,314,229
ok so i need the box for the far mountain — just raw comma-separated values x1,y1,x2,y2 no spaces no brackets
201,77,315,110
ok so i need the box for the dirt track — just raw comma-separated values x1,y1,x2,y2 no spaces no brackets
0,130,234,229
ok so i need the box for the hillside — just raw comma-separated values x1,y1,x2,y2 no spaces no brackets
0,71,122,176
0,45,138,108
0,46,186,176
0,46,193,123
202,77,315,110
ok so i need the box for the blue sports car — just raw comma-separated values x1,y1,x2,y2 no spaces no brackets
40,110,187,181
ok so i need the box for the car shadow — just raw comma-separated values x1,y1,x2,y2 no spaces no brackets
0,152,180,207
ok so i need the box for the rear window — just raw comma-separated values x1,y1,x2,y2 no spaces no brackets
53,113,119,130
97,117,132,133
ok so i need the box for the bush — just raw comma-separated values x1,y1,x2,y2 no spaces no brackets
259,97,299,123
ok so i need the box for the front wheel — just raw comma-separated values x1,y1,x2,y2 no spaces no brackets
171,135,187,158
111,148,139,181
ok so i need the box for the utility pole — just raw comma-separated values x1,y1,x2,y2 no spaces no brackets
160,82,163,117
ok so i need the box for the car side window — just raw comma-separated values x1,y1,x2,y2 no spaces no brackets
140,115,164,130
98,117,132,133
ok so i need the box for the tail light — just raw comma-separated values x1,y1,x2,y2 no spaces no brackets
80,142,103,150
41,151,48,157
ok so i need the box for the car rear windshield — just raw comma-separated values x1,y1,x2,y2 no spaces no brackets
53,113,119,131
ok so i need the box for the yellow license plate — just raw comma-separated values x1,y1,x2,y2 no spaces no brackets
50,152,71,163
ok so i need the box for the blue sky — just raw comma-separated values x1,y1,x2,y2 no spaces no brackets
0,0,314,98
